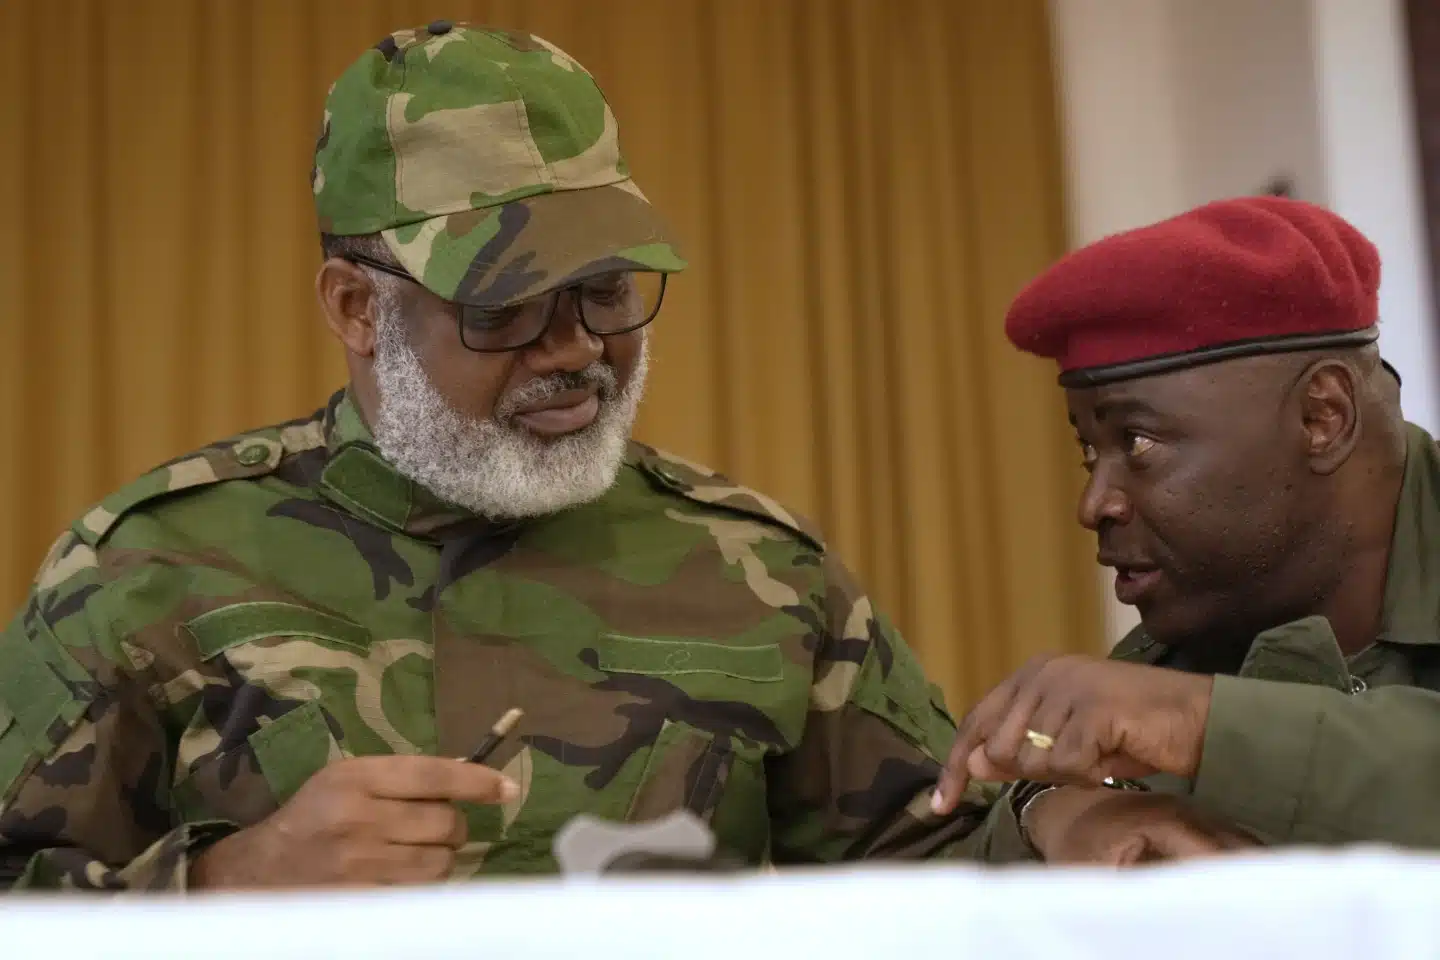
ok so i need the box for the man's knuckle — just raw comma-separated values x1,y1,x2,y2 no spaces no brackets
329,756,370,784
1067,690,1101,720
1036,656,1082,685
1049,752,1086,779
959,701,992,731
449,811,469,847
1027,655,1058,675
328,792,374,830
1021,654,1055,672
471,767,506,796
334,844,370,877
436,760,473,796
411,844,454,877
968,705,1005,736
423,804,457,841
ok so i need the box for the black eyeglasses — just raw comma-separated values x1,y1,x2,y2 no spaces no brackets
346,254,667,353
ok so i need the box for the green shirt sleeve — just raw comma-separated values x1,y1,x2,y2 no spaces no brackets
0,536,236,891
764,552,997,862
946,783,1039,862
1192,674,1440,847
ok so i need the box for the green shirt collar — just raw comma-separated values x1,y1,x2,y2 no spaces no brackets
318,390,499,539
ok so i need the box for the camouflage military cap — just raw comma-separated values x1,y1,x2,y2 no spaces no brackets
313,21,686,307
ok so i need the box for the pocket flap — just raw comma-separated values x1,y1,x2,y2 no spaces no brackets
184,601,372,659
597,635,782,682
247,700,343,804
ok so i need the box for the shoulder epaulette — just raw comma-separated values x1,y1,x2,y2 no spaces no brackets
72,417,327,548
629,442,826,554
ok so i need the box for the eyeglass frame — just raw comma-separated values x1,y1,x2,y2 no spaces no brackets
343,253,668,354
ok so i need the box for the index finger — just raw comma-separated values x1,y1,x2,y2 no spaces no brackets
932,680,1021,815
348,755,520,805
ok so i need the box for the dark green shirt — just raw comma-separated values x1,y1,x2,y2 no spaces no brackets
967,422,1440,859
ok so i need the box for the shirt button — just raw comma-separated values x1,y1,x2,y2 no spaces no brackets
1349,676,1368,694
236,443,270,466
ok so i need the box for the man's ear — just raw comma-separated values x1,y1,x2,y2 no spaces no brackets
1298,360,1361,475
316,258,380,357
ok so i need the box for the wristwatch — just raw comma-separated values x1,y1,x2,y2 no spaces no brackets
1010,777,1150,857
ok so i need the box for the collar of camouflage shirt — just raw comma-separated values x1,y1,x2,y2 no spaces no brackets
1113,420,1440,667
314,390,514,541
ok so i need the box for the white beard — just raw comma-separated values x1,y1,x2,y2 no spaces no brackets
368,297,647,521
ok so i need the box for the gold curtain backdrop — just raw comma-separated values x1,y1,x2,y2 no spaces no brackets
0,0,1101,709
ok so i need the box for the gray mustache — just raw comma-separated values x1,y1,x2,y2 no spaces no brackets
495,364,619,419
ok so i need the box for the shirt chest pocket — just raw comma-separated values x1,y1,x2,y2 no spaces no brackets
597,634,787,838
171,601,431,823
485,636,784,871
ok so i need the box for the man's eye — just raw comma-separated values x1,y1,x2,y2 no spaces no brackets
463,306,522,332
1078,441,1097,469
581,277,628,306
1125,433,1155,457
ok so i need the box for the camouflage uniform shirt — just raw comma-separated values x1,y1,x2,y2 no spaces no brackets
0,392,989,890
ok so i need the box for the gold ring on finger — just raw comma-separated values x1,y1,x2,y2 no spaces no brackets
1024,729,1055,751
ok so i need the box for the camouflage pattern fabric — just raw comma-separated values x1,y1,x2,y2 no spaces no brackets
313,22,687,308
0,391,998,890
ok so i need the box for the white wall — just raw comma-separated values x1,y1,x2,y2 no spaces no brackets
1168,0,1327,205
1311,0,1438,433
1048,0,1438,646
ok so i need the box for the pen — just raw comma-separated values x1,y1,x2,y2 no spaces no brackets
466,707,524,764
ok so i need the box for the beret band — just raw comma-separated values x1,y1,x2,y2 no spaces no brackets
1056,326,1380,388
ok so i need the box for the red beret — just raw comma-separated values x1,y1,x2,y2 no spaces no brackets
1005,196,1382,387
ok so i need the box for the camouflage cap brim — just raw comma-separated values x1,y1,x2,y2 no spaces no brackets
381,180,687,308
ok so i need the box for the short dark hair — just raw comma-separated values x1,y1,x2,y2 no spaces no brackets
319,231,395,265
